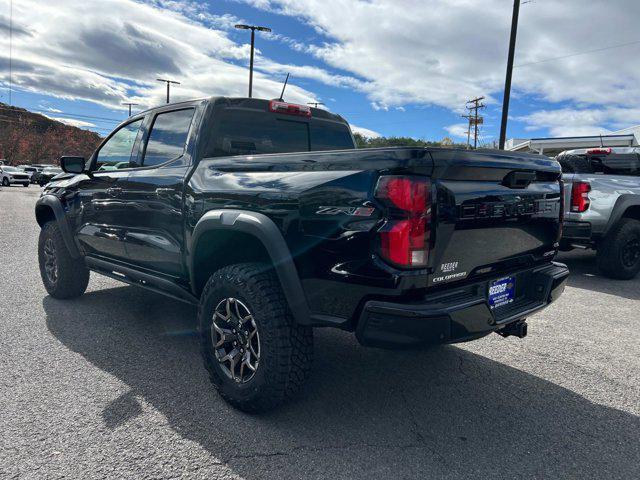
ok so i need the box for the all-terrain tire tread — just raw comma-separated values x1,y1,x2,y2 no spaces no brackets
198,263,313,412
596,218,640,280
38,221,90,299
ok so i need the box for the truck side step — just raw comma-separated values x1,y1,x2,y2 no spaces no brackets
85,256,198,305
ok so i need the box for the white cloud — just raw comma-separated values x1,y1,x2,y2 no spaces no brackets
444,123,469,139
516,107,640,137
247,0,640,134
351,124,381,138
4,0,640,139
0,0,320,112
371,102,388,112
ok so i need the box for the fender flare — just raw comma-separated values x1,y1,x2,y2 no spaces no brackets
602,194,640,237
35,195,81,259
189,209,311,325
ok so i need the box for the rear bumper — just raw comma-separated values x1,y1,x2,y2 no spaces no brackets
562,221,592,241
356,262,569,348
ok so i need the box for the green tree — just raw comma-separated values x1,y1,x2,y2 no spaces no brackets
352,132,464,149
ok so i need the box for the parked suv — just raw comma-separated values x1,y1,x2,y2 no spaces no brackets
557,147,640,279
0,166,30,187
35,97,569,411
20,166,43,184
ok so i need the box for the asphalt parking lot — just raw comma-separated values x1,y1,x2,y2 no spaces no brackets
1,186,638,479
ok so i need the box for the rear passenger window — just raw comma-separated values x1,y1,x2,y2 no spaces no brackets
310,122,354,151
143,109,194,167
207,110,309,156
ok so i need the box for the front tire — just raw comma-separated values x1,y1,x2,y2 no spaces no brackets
2,178,9,186
199,263,313,412
38,221,90,298
596,218,640,280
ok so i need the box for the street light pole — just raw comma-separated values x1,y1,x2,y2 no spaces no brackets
122,102,138,116
235,24,272,98
499,0,521,150
156,78,181,104
249,27,255,98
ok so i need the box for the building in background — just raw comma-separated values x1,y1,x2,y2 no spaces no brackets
506,125,640,156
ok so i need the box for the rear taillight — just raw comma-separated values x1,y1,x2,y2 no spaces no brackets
375,176,431,268
571,181,591,212
268,100,312,117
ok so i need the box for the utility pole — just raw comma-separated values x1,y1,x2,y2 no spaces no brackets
307,102,325,108
122,102,138,116
156,78,180,104
235,24,272,98
8,0,13,105
499,0,521,149
466,97,485,149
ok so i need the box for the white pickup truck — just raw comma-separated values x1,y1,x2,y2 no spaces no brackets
557,147,640,279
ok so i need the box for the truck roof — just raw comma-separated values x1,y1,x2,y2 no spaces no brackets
135,96,348,124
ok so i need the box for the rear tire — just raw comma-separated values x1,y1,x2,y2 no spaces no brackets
38,221,90,298
596,218,640,280
199,263,313,412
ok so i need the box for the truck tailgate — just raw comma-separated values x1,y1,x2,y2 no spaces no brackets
427,150,562,286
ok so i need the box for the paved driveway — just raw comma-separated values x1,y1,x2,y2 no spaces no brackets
1,187,638,479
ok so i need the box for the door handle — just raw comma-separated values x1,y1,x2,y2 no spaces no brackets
107,187,122,197
155,187,175,197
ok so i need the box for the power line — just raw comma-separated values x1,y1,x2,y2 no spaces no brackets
461,114,473,149
41,112,121,123
514,39,640,68
0,106,122,123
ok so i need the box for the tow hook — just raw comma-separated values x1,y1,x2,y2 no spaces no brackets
497,321,528,339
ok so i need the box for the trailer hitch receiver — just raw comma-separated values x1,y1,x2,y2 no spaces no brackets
497,320,528,339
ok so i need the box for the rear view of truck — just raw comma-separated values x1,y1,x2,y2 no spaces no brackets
557,147,640,279
351,148,569,347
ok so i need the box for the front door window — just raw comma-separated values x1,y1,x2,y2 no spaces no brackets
95,119,143,171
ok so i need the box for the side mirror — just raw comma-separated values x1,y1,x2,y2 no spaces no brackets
60,156,86,174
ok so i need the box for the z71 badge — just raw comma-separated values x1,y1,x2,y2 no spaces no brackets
316,206,375,217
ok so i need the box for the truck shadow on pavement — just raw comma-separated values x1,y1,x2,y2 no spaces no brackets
44,286,639,479
557,250,640,301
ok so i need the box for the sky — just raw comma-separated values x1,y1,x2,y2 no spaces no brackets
1,0,640,143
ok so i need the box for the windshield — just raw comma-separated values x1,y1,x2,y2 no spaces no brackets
206,109,354,157
3,166,19,172
43,167,62,173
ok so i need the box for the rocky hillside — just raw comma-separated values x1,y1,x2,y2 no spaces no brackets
0,103,102,165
